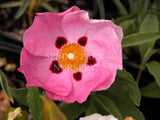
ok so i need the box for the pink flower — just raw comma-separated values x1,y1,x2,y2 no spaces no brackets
19,6,123,103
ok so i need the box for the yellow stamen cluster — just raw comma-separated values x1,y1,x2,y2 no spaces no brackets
58,43,86,71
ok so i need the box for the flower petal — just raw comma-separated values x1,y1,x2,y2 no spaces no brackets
19,48,72,96
62,10,90,42
85,27,123,70
23,6,80,57
62,11,122,44
45,66,113,103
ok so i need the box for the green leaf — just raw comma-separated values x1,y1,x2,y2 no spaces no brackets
128,0,149,23
128,0,141,12
14,0,32,19
27,87,43,120
10,87,28,106
141,81,160,98
137,0,149,23
0,1,22,8
0,70,13,102
93,94,123,119
114,13,137,35
139,13,159,60
85,99,98,115
146,61,160,86
116,69,141,106
141,48,157,64
118,19,136,35
100,90,145,120
139,13,159,32
114,13,136,25
112,0,128,16
98,71,145,120
122,31,160,47
59,102,87,120
97,0,105,19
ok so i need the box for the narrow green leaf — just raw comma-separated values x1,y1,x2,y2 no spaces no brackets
137,0,149,23
93,95,123,120
114,13,136,25
128,0,134,10
122,31,160,47
97,0,105,19
139,13,159,60
0,1,22,8
139,13,159,32
118,19,136,35
59,102,87,120
146,61,160,86
116,69,141,106
128,0,141,12
27,87,43,120
141,81,160,98
14,0,32,19
85,100,97,116
141,48,157,64
10,87,28,106
0,70,13,102
112,0,128,16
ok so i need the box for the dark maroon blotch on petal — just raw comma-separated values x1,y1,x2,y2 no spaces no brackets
73,72,82,81
50,60,62,73
87,56,96,65
56,37,67,49
78,36,87,46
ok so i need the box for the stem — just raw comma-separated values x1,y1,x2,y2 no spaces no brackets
136,66,143,84
136,48,154,84
97,0,105,19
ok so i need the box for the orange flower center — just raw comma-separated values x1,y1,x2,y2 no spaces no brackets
58,43,86,71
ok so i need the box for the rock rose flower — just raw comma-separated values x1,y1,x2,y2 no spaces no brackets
19,6,123,103
79,113,118,120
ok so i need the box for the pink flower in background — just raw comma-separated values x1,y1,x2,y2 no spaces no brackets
19,6,123,103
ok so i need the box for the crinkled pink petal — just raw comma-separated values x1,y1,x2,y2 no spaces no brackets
23,6,80,57
62,10,92,43
62,10,123,44
19,48,72,96
85,27,122,70
45,66,114,103
92,69,117,91
90,19,123,41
